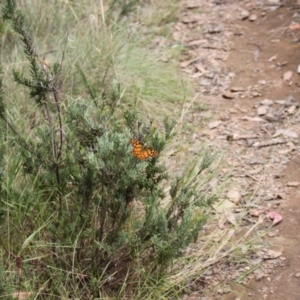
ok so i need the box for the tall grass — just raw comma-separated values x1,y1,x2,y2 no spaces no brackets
1,0,190,121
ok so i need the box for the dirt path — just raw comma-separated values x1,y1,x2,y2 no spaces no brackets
177,0,300,299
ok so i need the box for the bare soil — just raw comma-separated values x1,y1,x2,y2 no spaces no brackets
177,0,300,299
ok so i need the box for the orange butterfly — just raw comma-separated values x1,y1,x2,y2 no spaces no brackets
130,138,159,160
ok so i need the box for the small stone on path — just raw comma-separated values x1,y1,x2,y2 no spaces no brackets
260,99,274,106
254,269,265,281
287,105,296,114
282,130,298,139
257,106,268,115
231,86,244,92
249,14,257,22
287,182,300,187
223,91,235,99
251,91,261,97
227,190,241,203
283,70,293,82
240,9,250,20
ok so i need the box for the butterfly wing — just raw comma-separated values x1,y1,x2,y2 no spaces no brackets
131,139,145,160
147,148,159,158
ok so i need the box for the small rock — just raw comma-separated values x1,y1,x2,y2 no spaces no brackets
297,64,300,74
208,121,222,129
228,72,235,78
223,91,235,99
258,79,267,85
265,113,277,122
287,181,300,187
227,190,241,203
251,91,261,97
287,105,296,114
217,288,224,295
257,106,268,115
295,272,300,278
230,86,244,92
240,9,250,20
263,249,282,259
283,70,293,82
261,99,274,106
249,14,257,21
274,100,285,105
250,210,260,217
282,130,299,138
254,269,265,281
206,23,223,34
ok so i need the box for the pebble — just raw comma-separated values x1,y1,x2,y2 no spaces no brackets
261,99,274,106
258,80,267,85
274,100,286,105
250,210,260,217
287,105,296,114
287,181,300,187
283,70,293,82
227,190,241,203
295,272,300,278
282,130,298,139
254,269,265,281
231,86,244,92
240,9,250,20
249,14,257,22
257,106,268,115
251,91,261,97
265,113,276,122
297,64,300,74
223,91,235,99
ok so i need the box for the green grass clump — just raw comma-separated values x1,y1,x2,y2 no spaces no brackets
0,0,191,124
